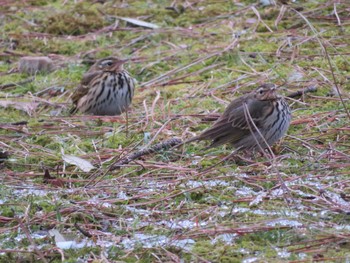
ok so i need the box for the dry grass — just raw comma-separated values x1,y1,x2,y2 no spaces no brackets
0,0,350,262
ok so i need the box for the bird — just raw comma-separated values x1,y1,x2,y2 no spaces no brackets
185,84,291,152
70,57,135,116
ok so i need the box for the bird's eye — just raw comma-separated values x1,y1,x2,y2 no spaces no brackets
101,60,113,67
259,89,264,94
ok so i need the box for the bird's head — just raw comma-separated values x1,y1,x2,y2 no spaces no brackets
254,84,279,101
96,57,128,72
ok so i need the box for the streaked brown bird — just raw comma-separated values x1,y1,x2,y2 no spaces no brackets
70,57,135,116
186,84,291,151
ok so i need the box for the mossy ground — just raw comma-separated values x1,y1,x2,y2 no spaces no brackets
1,0,350,262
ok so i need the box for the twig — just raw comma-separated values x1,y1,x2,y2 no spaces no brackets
143,118,173,148
291,8,350,120
110,138,182,171
19,221,48,263
74,223,92,238
0,77,35,90
84,138,143,187
287,85,318,98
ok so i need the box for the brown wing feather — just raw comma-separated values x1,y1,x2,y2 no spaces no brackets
70,71,102,114
80,70,102,86
189,94,273,148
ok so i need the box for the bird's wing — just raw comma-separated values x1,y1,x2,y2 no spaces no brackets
70,70,104,113
70,83,90,114
196,98,273,148
80,71,102,86
226,99,272,130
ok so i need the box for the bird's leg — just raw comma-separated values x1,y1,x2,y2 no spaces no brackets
125,107,129,138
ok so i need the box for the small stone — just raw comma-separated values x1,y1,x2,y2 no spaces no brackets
19,56,54,75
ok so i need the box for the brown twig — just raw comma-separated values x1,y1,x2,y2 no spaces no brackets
19,221,48,263
0,77,35,90
110,138,182,171
287,85,318,98
74,222,92,238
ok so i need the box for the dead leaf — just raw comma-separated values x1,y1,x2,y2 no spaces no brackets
119,17,159,29
62,152,95,172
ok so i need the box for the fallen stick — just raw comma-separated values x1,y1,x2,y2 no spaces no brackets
110,138,182,171
286,85,317,98
0,77,35,90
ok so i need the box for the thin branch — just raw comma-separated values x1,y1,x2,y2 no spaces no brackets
287,85,318,99
0,77,35,90
110,138,182,171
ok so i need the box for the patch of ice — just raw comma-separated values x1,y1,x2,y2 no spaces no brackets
31,231,48,239
276,248,291,258
121,233,195,250
217,210,229,217
12,189,51,197
158,219,206,229
15,234,26,242
239,248,250,254
334,225,350,231
249,192,267,206
270,188,284,197
137,181,172,193
291,190,315,198
101,202,112,208
95,240,115,248
236,186,256,197
259,0,273,6
56,240,94,250
287,70,304,82
242,257,258,263
231,207,299,218
184,180,231,188
170,238,195,249
121,233,167,249
324,191,350,209
124,206,152,216
266,219,303,227
117,191,129,200
212,233,238,244
86,197,113,208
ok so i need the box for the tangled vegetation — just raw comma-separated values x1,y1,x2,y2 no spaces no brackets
0,0,349,262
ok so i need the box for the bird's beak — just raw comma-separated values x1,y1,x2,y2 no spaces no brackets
119,59,129,64
112,59,129,71
266,85,278,99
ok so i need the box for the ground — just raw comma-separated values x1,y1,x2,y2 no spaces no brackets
0,0,350,262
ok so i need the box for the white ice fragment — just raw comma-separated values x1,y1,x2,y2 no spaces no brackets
117,191,129,200
243,257,259,263
171,238,195,249
124,206,152,216
212,233,238,244
266,219,303,227
249,192,267,206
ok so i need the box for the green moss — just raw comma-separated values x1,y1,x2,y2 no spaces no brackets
43,3,105,35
